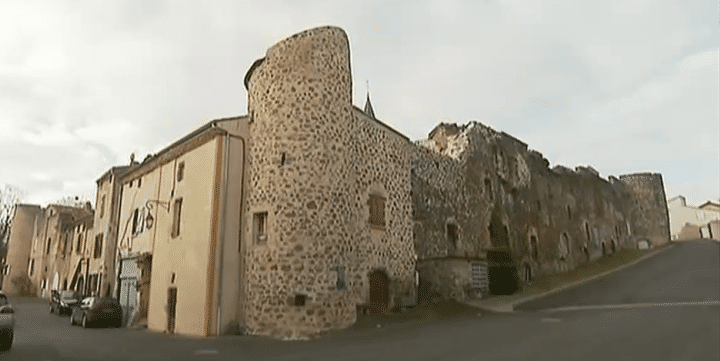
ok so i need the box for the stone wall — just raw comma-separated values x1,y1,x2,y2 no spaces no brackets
243,26,415,339
618,173,671,248
412,122,664,301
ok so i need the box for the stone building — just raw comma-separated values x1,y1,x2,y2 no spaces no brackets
89,165,136,300
1,204,41,295
411,122,670,300
243,25,416,340
25,204,95,298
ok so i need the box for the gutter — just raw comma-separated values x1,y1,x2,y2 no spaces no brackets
215,133,230,336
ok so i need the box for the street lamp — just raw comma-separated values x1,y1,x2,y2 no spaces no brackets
144,200,170,229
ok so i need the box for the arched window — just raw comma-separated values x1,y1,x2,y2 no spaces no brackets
559,233,570,260
529,235,539,261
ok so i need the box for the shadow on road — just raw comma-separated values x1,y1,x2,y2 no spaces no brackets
0,344,63,361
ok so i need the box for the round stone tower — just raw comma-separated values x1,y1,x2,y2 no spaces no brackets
2,204,41,295
618,172,671,248
243,26,357,339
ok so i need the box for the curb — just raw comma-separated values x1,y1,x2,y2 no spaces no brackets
467,243,676,313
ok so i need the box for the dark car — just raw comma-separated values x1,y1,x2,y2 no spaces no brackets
0,292,15,351
70,297,123,328
50,290,81,315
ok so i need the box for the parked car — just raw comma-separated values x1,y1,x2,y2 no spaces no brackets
0,292,15,351
70,297,123,328
50,290,82,315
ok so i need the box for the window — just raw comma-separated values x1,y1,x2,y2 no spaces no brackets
171,198,183,238
253,212,267,245
530,235,539,260
177,162,185,182
368,195,386,228
137,177,142,187
585,223,592,242
94,233,104,259
29,259,34,276
46,237,52,254
77,234,83,254
99,195,106,219
336,265,346,291
132,208,145,235
559,233,570,260
447,223,458,245
132,209,139,233
294,294,306,306
484,179,492,200
566,205,572,220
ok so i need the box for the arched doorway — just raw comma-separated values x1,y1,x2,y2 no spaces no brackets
610,240,616,253
521,263,532,283
368,270,389,314
601,242,606,257
76,276,84,294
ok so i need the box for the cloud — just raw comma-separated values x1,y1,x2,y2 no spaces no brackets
0,0,717,208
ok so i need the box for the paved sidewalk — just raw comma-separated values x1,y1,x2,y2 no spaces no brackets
464,243,677,313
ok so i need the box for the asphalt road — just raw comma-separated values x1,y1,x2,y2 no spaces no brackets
1,240,718,361
515,239,720,310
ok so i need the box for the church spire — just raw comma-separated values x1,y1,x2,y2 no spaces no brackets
363,81,376,119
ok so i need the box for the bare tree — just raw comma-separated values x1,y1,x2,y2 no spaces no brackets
53,195,91,208
0,185,25,247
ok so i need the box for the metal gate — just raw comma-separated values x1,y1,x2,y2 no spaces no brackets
118,258,138,326
470,261,489,294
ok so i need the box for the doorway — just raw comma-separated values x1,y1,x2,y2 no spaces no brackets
368,270,389,314
487,250,519,295
167,287,177,334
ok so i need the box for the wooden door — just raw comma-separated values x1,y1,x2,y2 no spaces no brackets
167,287,177,334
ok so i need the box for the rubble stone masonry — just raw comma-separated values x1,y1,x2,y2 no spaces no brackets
244,26,415,339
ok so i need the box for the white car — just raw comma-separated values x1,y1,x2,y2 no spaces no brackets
0,292,14,351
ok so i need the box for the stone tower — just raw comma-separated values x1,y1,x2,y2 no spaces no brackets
243,26,358,339
2,204,41,295
619,172,671,248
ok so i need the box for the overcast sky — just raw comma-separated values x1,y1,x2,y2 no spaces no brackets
1,0,717,208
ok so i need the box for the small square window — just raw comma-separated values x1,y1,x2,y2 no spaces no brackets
254,212,268,245
294,294,306,306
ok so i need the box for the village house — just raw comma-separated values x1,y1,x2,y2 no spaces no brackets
115,116,249,335
667,196,720,240
24,203,94,298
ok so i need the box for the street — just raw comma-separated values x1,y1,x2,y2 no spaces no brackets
2,240,718,361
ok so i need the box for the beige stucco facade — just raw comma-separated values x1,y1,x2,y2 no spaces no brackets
117,117,248,337
667,196,720,240
24,204,94,298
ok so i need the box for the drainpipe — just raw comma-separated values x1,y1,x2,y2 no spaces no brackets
215,133,230,336
215,131,246,336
